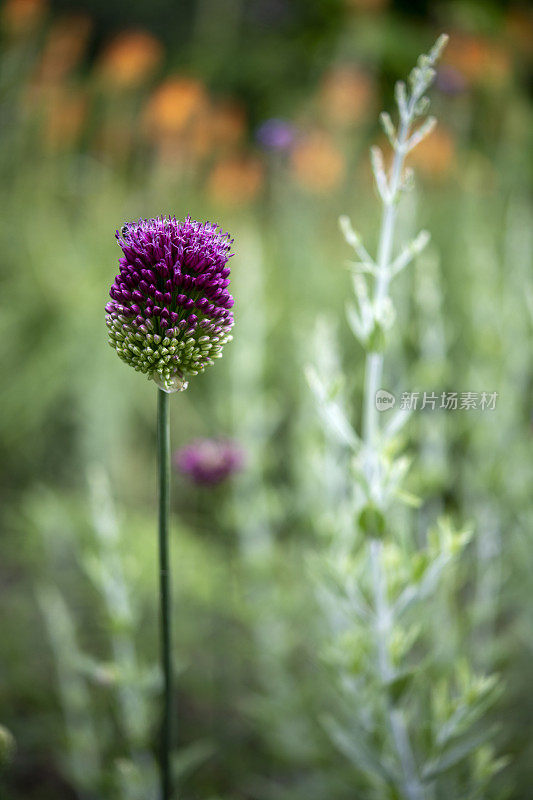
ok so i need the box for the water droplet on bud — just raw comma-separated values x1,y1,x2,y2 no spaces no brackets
152,372,188,393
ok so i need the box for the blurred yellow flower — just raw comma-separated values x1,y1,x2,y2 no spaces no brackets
1,0,47,36
36,13,92,83
143,77,208,139
96,30,163,90
407,127,456,180
207,155,263,207
320,65,375,127
291,131,345,194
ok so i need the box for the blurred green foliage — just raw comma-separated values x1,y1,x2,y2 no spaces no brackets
0,0,532,798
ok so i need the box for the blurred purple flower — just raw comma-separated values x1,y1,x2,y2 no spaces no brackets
436,65,467,96
256,118,295,151
174,438,245,486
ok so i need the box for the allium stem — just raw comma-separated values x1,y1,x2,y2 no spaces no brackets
157,388,173,800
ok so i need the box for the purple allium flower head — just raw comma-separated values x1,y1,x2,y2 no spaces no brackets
106,216,235,392
256,118,295,151
174,438,244,486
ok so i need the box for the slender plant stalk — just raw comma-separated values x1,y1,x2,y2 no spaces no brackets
360,42,448,800
370,539,424,800
106,215,236,797
362,93,414,482
157,388,172,800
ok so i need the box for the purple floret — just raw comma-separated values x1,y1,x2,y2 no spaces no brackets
174,439,245,486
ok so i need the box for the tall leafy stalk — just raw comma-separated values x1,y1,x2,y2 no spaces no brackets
308,35,505,800
358,37,448,800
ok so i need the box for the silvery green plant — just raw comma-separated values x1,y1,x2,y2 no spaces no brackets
307,36,507,800
37,475,157,798
37,473,212,800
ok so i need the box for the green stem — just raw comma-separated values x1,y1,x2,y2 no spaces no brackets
362,110,411,475
157,389,172,800
361,86,426,800
370,538,424,800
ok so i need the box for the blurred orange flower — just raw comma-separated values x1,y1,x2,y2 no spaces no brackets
188,100,247,161
1,0,47,37
36,13,92,83
151,97,247,164
407,127,456,180
291,130,345,194
207,155,263,207
181,106,212,160
211,101,247,150
320,65,375,127
143,77,208,141
444,34,511,88
96,30,163,90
